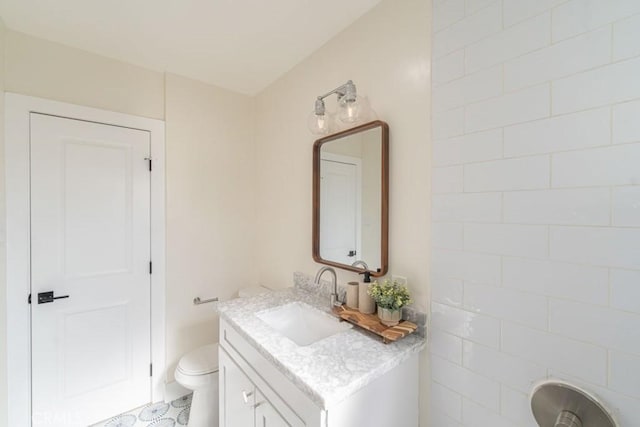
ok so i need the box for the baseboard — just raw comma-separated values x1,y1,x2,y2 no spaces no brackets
164,380,190,403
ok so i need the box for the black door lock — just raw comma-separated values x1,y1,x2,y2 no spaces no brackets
348,250,357,257
37,291,70,304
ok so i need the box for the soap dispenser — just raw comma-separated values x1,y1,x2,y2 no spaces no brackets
358,271,376,314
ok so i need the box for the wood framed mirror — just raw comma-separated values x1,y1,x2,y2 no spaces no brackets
312,120,389,277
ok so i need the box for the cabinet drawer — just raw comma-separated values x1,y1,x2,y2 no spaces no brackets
220,318,324,427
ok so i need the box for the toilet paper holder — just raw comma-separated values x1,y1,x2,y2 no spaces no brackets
530,380,616,427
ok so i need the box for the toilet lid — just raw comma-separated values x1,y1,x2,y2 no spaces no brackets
177,343,219,375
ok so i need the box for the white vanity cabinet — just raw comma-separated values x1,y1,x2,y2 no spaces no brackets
219,349,291,426
255,390,290,427
219,317,420,427
218,348,256,426
219,348,293,427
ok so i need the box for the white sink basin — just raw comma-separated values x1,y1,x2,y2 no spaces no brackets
256,302,352,346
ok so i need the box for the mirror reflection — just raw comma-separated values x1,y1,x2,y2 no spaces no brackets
313,121,388,276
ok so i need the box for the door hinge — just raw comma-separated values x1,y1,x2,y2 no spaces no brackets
149,261,153,275
145,157,152,171
28,293,31,305
150,363,153,377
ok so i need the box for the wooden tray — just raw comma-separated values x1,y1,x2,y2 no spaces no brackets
332,305,417,344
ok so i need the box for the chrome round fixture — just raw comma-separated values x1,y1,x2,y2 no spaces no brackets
530,381,616,427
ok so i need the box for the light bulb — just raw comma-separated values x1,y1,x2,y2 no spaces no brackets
307,110,330,135
338,95,363,124
359,96,378,122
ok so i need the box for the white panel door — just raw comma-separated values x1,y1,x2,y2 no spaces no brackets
30,113,152,427
320,159,360,265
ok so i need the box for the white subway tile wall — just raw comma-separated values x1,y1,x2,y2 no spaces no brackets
610,269,640,313
503,188,610,226
465,84,550,132
463,155,550,192
503,26,611,92
609,351,640,398
499,386,535,426
465,12,551,74
431,380,464,421
502,0,566,27
431,355,501,411
552,57,640,115
431,222,464,249
432,166,465,194
551,0,640,42
432,193,502,223
432,301,501,348
434,0,466,33
429,409,463,427
612,187,640,227
431,275,465,306
501,322,608,385
464,0,495,16
433,50,466,87
613,99,640,144
430,328,465,363
433,129,503,166
433,107,466,139
461,397,515,427
430,1,640,425
433,65,503,113
433,2,502,58
503,108,610,157
463,283,548,329
613,13,640,61
462,340,547,392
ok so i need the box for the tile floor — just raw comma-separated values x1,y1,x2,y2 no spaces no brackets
91,394,192,427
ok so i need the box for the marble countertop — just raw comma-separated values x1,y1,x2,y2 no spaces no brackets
217,275,426,410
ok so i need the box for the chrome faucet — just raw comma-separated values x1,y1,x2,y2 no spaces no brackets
314,266,342,307
351,260,369,270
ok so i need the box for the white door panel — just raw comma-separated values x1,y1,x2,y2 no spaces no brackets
319,158,361,265
62,141,132,276
30,113,152,427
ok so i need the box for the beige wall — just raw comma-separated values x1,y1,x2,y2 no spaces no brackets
0,30,257,400
254,0,431,422
0,18,7,427
0,1,431,422
164,73,257,381
5,31,165,120
255,0,431,300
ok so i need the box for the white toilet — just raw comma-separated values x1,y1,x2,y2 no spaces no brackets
175,343,219,427
175,286,269,427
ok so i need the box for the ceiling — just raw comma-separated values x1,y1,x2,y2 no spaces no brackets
0,0,382,95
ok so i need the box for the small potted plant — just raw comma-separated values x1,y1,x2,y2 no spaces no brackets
368,278,412,327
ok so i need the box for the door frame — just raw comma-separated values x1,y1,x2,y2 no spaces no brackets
5,93,167,426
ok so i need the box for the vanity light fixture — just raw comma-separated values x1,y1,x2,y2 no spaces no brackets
308,80,367,135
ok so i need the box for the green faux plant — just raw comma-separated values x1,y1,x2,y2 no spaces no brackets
368,279,412,310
